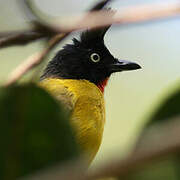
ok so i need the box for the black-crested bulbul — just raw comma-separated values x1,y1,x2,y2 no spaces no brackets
40,26,141,164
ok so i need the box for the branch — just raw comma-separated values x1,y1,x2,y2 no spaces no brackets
1,2,180,49
0,21,62,48
53,2,180,31
0,31,45,48
4,34,66,86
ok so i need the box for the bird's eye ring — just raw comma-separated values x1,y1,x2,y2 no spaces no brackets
90,53,100,63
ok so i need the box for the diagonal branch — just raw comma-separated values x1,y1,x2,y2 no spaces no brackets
53,2,180,32
1,2,180,49
4,34,66,87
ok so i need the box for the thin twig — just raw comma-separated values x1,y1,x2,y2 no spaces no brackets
0,31,45,48
4,34,66,86
0,21,61,48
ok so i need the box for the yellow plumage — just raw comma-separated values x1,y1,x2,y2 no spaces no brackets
40,78,105,164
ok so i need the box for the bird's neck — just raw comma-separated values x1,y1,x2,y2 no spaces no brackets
97,78,109,93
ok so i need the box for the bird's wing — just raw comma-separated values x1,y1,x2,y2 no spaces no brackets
70,94,105,163
39,78,76,112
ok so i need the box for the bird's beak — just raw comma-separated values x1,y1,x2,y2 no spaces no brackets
110,59,141,72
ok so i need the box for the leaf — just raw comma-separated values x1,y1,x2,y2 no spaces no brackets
0,83,80,179
146,84,180,127
127,83,180,180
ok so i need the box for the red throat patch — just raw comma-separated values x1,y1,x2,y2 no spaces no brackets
97,78,109,93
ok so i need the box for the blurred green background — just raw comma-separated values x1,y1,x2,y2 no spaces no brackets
0,0,180,168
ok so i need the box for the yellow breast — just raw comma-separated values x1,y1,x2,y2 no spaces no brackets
40,78,105,164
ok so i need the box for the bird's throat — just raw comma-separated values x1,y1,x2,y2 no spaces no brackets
97,78,109,93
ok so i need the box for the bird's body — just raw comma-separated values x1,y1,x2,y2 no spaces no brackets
40,24,141,164
40,78,105,163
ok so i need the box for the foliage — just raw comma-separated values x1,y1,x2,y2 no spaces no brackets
0,84,79,179
146,84,180,127
121,82,180,180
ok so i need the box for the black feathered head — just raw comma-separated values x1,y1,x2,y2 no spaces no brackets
80,25,110,45
41,26,141,88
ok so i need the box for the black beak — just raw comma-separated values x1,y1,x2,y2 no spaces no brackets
110,59,141,72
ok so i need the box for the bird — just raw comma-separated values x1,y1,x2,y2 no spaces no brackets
39,25,141,165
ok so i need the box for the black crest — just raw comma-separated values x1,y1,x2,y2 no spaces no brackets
80,26,111,44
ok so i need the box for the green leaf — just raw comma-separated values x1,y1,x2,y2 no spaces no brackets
0,83,80,179
128,83,180,180
146,84,180,127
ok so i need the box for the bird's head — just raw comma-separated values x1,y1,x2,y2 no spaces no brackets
41,26,141,92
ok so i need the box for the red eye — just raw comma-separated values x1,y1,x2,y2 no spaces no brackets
90,53,100,63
